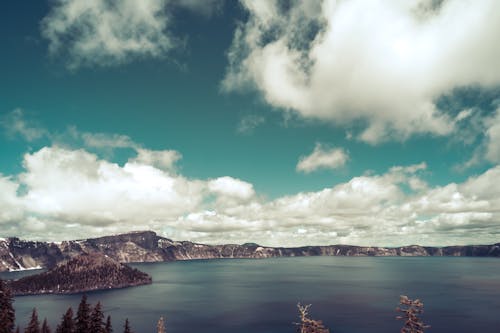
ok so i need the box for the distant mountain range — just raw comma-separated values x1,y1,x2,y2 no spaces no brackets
7,252,152,295
1,231,499,272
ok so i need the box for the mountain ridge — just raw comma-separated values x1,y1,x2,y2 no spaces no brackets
1,231,499,272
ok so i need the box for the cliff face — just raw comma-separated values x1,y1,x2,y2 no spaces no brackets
8,252,152,295
1,231,499,272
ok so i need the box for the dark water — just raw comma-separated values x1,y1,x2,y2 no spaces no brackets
2,256,500,333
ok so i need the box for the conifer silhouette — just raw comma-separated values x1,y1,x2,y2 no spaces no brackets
0,279,15,333
41,319,51,333
75,295,91,333
104,316,113,333
123,319,133,333
24,308,40,333
90,301,104,333
56,307,74,333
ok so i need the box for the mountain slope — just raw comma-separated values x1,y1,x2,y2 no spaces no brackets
1,231,499,272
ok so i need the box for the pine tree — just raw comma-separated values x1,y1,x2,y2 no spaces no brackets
90,302,104,333
41,319,51,333
24,308,40,333
75,295,91,333
157,317,166,333
56,307,74,333
0,279,16,333
104,316,112,333
123,319,132,333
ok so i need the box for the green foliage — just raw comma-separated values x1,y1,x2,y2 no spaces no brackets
0,279,16,333
396,295,430,333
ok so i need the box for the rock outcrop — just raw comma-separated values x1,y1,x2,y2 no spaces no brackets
1,231,499,272
7,252,152,295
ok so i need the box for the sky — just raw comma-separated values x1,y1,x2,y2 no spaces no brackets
1,0,500,246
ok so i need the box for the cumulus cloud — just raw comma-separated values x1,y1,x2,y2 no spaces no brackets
41,0,175,68
297,143,349,173
19,146,204,226
223,0,500,143
208,176,255,202
3,142,500,246
129,148,182,172
0,175,23,224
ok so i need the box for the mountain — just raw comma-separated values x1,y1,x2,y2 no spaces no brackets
1,231,499,272
7,252,152,295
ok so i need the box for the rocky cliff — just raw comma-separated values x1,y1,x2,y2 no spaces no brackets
1,231,499,272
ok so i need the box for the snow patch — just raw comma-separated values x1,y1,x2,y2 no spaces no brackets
8,265,43,272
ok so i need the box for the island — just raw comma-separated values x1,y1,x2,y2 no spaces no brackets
7,252,152,295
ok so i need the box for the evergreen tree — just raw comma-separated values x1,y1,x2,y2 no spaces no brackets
123,319,132,333
0,279,16,333
41,319,51,333
75,295,91,333
157,317,166,333
56,307,74,333
90,302,104,333
104,316,112,333
24,308,40,333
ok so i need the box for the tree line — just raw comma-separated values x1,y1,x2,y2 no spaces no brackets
2,278,429,333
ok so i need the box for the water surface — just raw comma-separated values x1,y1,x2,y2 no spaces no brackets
2,256,500,333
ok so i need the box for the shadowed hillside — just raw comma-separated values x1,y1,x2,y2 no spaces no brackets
8,252,151,295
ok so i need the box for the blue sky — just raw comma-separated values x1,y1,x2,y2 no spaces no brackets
1,0,500,246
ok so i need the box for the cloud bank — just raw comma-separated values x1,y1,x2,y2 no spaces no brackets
223,0,500,143
1,141,500,247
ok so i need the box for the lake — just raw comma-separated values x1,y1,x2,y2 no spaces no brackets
2,256,500,333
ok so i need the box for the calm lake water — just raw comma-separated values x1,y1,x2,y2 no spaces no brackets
2,256,500,333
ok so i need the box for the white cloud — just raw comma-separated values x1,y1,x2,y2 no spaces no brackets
41,0,175,68
0,175,23,224
81,132,138,150
208,176,255,201
20,146,204,225
1,109,47,142
485,108,500,163
237,115,265,134
4,141,500,247
130,148,182,172
223,0,500,143
297,143,349,173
